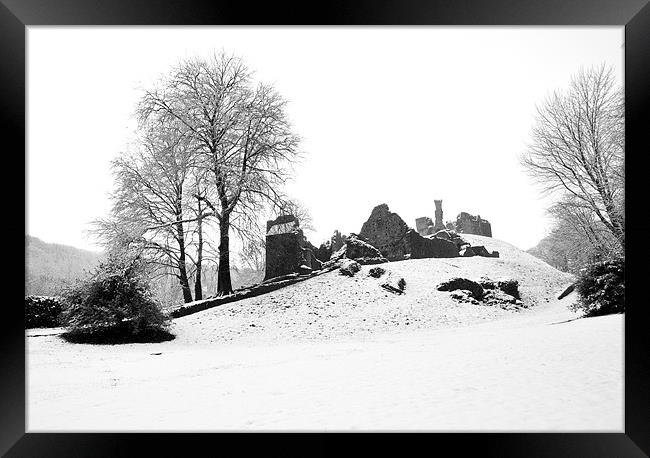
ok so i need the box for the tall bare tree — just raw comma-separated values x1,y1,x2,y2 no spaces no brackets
93,120,205,303
521,64,624,252
138,52,300,295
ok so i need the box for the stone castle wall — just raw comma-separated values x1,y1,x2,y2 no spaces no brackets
415,216,435,236
264,215,321,281
359,204,458,261
455,212,492,237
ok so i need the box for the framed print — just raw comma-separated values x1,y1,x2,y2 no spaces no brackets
5,0,650,455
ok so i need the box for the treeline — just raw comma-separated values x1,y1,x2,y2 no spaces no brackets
522,64,624,275
25,235,263,304
522,64,624,316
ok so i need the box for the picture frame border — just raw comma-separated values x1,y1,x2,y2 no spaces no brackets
5,0,649,455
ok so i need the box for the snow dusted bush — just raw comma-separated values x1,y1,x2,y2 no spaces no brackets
339,259,361,277
437,277,484,300
572,257,624,317
25,295,65,328
61,252,173,343
496,279,520,300
368,267,386,278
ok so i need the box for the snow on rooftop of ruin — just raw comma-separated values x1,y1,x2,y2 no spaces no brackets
266,221,299,236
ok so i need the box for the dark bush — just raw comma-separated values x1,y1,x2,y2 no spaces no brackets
571,257,624,317
437,277,484,300
368,267,386,278
60,253,173,344
25,295,65,328
497,279,520,300
479,278,496,290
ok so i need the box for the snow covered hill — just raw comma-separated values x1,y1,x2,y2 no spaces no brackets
169,234,575,344
28,234,623,432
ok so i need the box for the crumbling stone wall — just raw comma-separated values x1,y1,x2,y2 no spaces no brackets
328,234,388,265
455,212,492,237
416,200,446,236
359,204,411,260
359,204,459,261
330,230,346,252
407,230,459,258
314,230,347,263
460,245,499,258
415,217,435,236
264,215,321,281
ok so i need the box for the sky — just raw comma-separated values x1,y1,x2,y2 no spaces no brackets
27,27,623,252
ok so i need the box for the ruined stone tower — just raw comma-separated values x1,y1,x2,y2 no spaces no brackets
263,215,321,281
433,200,445,232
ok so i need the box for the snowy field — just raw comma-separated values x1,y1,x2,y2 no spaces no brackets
26,235,624,431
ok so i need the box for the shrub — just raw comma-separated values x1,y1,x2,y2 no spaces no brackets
25,295,65,328
437,277,484,300
368,267,386,278
339,259,361,277
571,257,624,317
497,279,520,300
60,253,173,344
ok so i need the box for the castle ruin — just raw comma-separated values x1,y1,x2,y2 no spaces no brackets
359,204,458,261
415,216,435,237
416,201,492,238
434,200,445,232
265,201,495,281
456,212,492,237
416,200,448,236
263,215,321,281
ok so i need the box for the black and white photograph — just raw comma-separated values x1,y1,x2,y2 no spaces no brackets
25,26,626,432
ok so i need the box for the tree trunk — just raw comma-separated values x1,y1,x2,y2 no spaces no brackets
176,221,193,303
217,211,233,295
194,210,204,301
177,255,193,303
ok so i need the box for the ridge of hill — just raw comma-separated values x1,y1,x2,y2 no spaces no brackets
24,235,263,299
25,235,103,296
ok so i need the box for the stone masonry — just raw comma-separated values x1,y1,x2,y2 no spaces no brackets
359,204,458,261
264,215,321,281
433,200,445,232
415,216,435,236
415,200,448,236
455,212,492,237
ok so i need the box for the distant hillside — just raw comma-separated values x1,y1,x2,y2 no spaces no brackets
25,235,264,303
526,235,571,273
25,236,103,296
527,238,553,262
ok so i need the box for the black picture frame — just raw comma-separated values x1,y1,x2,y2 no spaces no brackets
5,0,649,455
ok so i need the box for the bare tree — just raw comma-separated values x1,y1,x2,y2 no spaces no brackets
138,52,300,295
185,168,218,300
530,195,621,274
521,64,625,252
273,198,315,234
238,235,266,272
93,120,205,303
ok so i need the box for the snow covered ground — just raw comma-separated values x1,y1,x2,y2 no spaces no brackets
26,235,623,431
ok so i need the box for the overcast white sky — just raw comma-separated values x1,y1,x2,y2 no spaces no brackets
27,27,623,253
